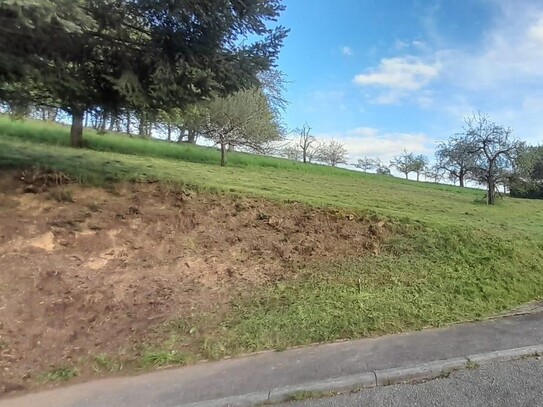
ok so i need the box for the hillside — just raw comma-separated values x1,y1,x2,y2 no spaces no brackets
1,117,543,394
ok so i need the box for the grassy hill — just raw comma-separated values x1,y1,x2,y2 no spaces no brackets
1,116,543,381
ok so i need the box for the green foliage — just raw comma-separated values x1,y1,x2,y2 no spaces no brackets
202,88,283,165
510,145,543,199
0,0,288,144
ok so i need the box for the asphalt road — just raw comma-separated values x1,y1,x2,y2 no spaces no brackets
277,358,543,407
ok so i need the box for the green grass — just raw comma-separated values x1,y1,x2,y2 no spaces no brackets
92,354,124,373
0,116,342,173
38,367,78,382
2,117,543,369
139,350,191,368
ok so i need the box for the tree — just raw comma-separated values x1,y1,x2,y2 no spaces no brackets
435,137,475,187
200,88,282,166
0,0,288,146
296,123,320,163
355,157,377,172
376,164,392,176
319,139,348,167
425,164,446,183
258,68,289,120
282,145,301,161
412,154,429,181
390,149,417,180
507,145,543,199
462,112,521,205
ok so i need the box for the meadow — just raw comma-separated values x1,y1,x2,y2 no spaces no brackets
1,115,543,371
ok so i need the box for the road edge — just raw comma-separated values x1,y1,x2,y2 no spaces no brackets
183,344,543,407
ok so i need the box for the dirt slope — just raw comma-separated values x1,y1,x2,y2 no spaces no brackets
0,170,384,394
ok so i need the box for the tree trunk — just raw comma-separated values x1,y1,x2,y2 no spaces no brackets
138,111,147,138
487,179,495,205
108,115,115,132
99,111,107,133
167,123,172,142
302,150,307,164
126,111,131,134
220,143,227,167
187,130,196,144
417,173,420,181
459,176,465,188
405,173,408,180
49,108,58,122
41,109,46,121
70,109,84,148
84,112,89,128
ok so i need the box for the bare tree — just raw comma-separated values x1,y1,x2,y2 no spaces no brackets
412,154,429,181
282,145,301,161
435,136,476,187
376,163,392,176
390,149,417,180
258,68,289,118
462,112,522,205
319,139,348,167
425,164,446,183
355,156,377,172
296,123,320,163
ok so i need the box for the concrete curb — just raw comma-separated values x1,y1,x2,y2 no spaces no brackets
183,344,543,407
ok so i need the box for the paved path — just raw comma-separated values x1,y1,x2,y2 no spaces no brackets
1,310,542,407
277,358,543,407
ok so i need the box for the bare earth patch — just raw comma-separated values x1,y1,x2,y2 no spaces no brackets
0,170,385,395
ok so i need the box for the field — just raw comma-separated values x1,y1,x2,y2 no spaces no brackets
1,116,543,394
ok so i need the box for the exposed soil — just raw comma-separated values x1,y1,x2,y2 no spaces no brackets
0,169,386,395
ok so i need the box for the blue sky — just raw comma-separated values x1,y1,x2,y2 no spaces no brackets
275,0,543,164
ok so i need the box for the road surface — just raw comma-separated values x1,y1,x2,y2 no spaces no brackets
277,358,543,407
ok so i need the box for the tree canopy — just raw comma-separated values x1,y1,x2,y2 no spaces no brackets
0,0,288,146
197,88,283,166
462,112,521,205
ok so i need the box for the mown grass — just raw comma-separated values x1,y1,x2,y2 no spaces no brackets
1,117,543,371
0,116,342,173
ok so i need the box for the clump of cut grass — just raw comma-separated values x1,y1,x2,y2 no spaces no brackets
92,354,123,373
140,350,190,368
38,366,78,382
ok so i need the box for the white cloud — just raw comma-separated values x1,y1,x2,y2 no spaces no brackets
443,8,543,89
354,57,440,90
394,40,409,50
412,40,427,49
315,127,433,164
394,39,427,51
353,57,441,104
341,46,354,56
